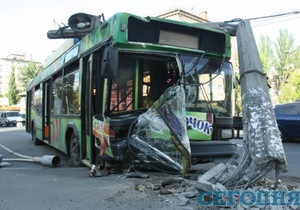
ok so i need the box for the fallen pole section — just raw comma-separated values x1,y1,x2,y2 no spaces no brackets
0,144,61,167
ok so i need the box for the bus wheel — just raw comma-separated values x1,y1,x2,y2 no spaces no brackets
69,133,82,167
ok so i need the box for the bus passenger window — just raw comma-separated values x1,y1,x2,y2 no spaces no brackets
63,71,80,114
51,76,63,115
32,87,42,115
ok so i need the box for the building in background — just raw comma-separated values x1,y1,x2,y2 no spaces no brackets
0,53,40,109
157,8,208,23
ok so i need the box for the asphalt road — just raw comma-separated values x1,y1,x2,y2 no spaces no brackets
0,127,299,210
232,137,300,178
0,127,200,210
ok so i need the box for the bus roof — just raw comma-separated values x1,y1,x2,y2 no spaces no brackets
27,12,231,90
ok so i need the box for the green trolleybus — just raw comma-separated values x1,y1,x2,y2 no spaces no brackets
26,12,236,173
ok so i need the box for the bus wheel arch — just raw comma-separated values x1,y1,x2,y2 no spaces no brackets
31,121,42,145
66,125,82,167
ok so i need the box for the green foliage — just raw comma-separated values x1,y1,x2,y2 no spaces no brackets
234,74,242,116
257,29,300,104
18,61,42,92
294,45,300,69
274,29,297,87
278,69,300,103
258,35,274,72
6,65,20,105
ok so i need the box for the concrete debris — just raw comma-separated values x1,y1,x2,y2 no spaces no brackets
130,165,300,210
190,162,216,173
123,171,149,178
180,191,198,198
161,177,185,187
135,184,146,192
176,194,190,206
197,163,227,183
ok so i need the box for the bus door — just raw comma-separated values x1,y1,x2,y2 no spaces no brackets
82,54,98,164
50,73,63,144
25,90,32,132
43,80,51,141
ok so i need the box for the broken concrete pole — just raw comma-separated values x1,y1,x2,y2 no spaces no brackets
197,163,227,182
196,19,288,189
214,19,288,189
196,163,228,191
236,19,287,173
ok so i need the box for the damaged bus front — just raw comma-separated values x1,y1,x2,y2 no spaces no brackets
94,48,236,174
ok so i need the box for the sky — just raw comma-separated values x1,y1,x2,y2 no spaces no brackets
0,0,299,62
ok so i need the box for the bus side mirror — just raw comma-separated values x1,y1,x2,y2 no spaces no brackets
101,47,118,79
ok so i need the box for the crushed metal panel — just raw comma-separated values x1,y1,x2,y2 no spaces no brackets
128,86,191,174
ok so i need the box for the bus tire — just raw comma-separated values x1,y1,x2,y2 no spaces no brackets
69,132,82,167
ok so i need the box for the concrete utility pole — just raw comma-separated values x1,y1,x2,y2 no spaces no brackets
236,19,287,173
217,19,288,188
198,18,288,189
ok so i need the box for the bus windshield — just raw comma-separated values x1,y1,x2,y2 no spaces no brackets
105,52,233,119
181,55,233,117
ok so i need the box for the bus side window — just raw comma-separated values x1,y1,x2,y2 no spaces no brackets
33,86,42,115
63,71,80,114
51,75,63,115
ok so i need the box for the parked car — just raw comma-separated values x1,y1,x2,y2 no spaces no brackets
274,102,300,141
0,111,22,127
16,113,26,127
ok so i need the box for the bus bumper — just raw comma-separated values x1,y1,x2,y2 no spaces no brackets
190,140,237,158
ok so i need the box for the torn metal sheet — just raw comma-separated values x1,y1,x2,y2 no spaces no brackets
128,86,191,174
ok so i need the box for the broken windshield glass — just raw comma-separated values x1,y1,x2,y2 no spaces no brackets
128,85,191,174
181,55,233,117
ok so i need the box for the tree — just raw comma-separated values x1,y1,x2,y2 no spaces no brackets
273,29,298,88
258,35,274,73
278,69,300,103
7,65,20,105
295,46,300,68
257,29,300,104
18,61,42,92
234,76,242,116
258,35,279,104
